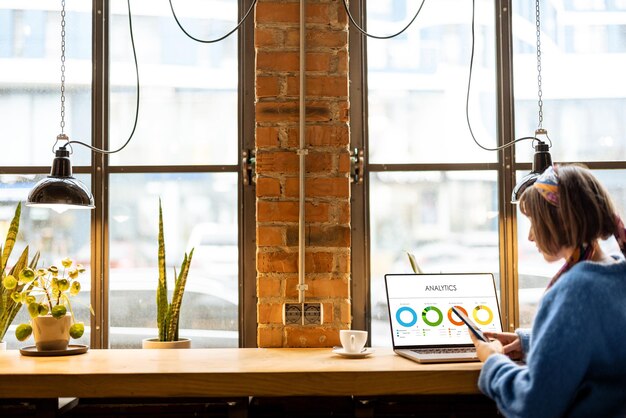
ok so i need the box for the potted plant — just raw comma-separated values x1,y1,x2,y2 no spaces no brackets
142,200,194,349
0,203,40,350
13,257,87,351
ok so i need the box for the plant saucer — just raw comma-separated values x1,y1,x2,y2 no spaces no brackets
19,344,89,357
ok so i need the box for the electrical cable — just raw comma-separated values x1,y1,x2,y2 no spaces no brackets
341,0,426,40
465,0,550,152
63,0,139,155
169,0,258,44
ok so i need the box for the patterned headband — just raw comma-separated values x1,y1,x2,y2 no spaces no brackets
533,165,559,207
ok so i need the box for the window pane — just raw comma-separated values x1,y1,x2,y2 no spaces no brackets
0,2,92,166
516,169,626,327
108,173,238,348
0,175,91,349
369,171,499,347
367,0,496,163
108,0,238,166
513,0,626,162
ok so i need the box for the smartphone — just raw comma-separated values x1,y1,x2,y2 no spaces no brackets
451,306,490,343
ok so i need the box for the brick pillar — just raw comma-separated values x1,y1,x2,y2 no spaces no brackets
255,0,351,347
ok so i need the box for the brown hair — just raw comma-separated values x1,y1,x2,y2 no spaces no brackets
520,164,617,256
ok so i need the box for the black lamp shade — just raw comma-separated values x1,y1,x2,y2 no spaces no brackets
511,141,552,203
27,148,95,211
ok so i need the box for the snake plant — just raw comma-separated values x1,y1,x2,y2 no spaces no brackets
406,251,423,274
0,203,40,342
157,200,194,342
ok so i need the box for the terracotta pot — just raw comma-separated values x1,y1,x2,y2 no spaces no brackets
142,337,191,349
32,314,72,351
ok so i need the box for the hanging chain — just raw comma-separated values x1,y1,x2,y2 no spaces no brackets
535,0,544,130
60,0,66,135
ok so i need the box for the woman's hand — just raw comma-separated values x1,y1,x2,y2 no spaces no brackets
483,331,523,360
468,331,504,362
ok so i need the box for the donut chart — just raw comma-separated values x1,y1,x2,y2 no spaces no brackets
447,306,468,326
421,306,443,327
472,305,494,325
396,306,418,327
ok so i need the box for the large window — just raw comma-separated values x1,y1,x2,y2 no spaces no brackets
0,0,246,349
357,0,626,346
362,0,498,347
106,0,241,348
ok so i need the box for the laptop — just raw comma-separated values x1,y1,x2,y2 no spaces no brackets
384,273,502,363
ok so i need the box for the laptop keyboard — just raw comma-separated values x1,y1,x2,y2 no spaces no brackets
411,347,475,355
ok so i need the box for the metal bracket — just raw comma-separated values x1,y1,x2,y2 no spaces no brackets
242,149,256,186
350,147,364,184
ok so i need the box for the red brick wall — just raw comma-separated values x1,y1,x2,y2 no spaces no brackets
255,0,351,347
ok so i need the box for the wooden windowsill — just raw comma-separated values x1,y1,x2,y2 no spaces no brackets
0,348,481,398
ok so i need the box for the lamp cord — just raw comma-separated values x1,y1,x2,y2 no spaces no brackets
61,0,139,155
465,0,550,152
169,0,258,44
341,0,426,40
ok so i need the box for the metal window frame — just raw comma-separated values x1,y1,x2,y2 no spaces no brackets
0,0,253,349
88,0,251,348
349,0,626,338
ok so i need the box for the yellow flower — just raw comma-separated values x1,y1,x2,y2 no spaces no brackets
61,258,73,268
70,281,81,296
2,275,17,290
18,268,36,284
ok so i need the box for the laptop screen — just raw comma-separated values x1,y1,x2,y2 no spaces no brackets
385,273,502,348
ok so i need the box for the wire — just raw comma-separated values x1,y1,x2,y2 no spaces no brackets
64,0,139,155
169,0,258,44
341,0,426,40
465,0,544,152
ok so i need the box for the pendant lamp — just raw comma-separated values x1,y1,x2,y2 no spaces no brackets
26,1,94,213
27,0,139,212
510,0,554,203
510,137,552,203
27,137,95,213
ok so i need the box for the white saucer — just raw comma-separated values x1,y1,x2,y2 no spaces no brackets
332,347,375,358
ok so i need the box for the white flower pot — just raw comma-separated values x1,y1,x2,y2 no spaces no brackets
0,341,6,351
142,337,191,349
32,314,72,351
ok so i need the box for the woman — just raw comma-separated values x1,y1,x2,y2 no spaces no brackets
470,164,626,418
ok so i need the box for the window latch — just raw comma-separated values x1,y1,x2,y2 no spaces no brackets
350,147,364,184
242,149,256,186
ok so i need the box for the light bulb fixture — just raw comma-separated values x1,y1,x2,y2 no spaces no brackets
510,136,552,203
27,136,95,213
27,0,139,211
510,0,554,204
27,1,94,212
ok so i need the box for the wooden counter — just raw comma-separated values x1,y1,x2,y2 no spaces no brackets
0,348,482,399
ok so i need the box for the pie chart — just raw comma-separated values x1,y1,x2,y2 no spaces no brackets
421,306,443,327
472,305,494,325
447,305,468,326
395,306,418,327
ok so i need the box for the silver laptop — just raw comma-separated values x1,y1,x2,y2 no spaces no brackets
384,273,502,363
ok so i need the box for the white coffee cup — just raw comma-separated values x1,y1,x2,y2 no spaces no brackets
339,330,368,354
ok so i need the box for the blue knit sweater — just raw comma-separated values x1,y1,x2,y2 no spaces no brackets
479,259,626,418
